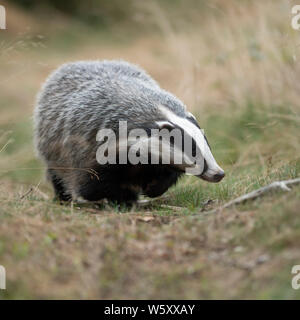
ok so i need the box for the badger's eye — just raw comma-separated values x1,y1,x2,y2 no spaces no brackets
161,123,174,130
156,121,174,130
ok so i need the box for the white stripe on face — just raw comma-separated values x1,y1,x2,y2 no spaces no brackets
158,105,223,177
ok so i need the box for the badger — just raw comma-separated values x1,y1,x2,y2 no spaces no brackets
34,60,225,205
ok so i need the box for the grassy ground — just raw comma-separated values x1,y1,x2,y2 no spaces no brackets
0,0,300,299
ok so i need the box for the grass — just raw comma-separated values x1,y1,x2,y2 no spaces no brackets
0,0,300,299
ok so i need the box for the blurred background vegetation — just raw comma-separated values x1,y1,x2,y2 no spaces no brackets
5,0,209,34
10,0,138,27
1,0,298,183
0,0,300,299
8,0,205,26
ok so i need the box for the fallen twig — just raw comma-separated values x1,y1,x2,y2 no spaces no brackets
136,199,153,207
202,178,300,214
160,204,183,211
34,187,50,200
20,187,33,200
136,195,170,208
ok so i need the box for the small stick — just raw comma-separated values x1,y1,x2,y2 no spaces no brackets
34,187,50,200
160,204,183,211
136,195,170,208
0,139,12,154
202,178,300,214
136,199,156,208
20,187,33,200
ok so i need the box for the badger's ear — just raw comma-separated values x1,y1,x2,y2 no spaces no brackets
156,121,175,130
186,111,196,120
186,112,200,129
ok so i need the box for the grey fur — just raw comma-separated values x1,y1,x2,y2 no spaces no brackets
34,60,188,201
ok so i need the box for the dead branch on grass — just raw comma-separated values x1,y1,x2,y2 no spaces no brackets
202,178,300,214
34,187,50,200
20,187,33,200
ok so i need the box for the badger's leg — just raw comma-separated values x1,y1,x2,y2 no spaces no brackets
79,179,138,206
77,170,138,206
78,175,106,202
47,169,72,202
106,186,139,206
143,169,181,198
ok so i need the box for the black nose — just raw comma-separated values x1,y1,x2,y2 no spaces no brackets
213,171,225,182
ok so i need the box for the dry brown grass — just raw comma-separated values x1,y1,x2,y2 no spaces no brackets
0,0,300,299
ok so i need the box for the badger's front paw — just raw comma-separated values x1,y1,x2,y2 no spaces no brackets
143,180,169,198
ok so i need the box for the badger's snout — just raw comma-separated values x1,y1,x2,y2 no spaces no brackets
212,170,225,182
200,168,225,183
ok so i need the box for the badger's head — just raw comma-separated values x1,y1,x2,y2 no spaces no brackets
97,105,224,183
128,104,225,183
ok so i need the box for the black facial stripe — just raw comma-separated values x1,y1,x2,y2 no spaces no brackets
129,120,206,163
162,124,199,159
187,116,200,129
202,159,208,175
187,115,212,151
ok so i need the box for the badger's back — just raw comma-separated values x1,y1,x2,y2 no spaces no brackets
34,60,186,164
